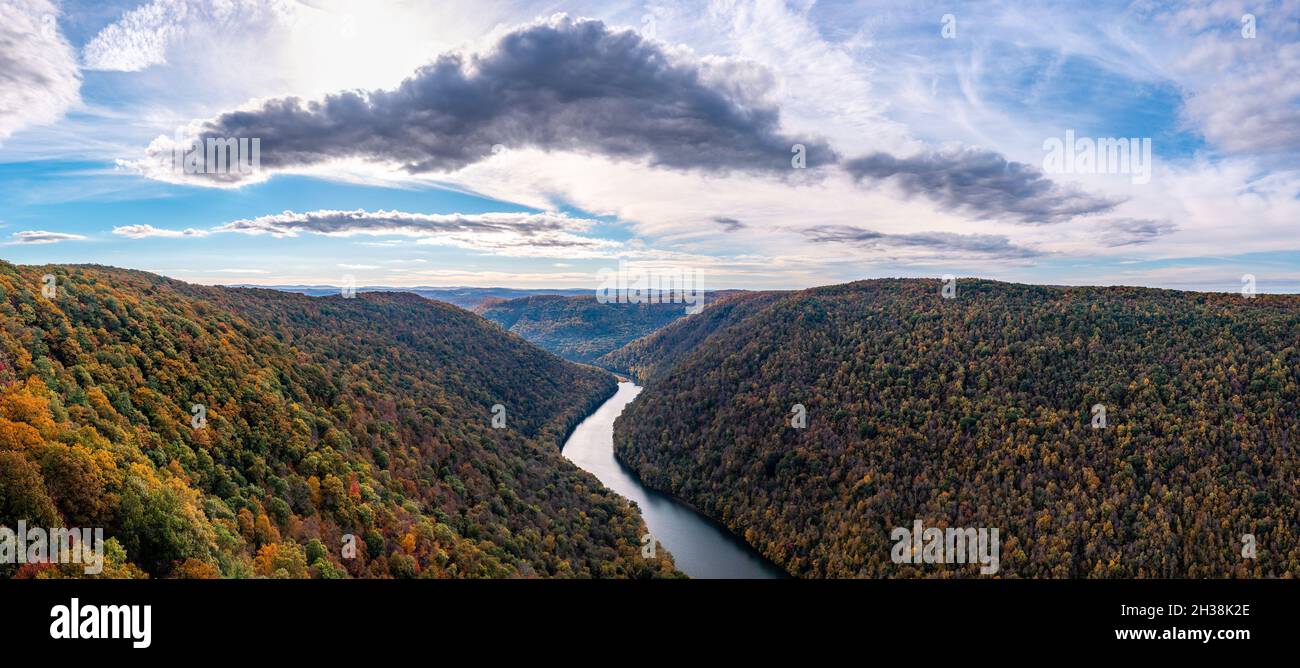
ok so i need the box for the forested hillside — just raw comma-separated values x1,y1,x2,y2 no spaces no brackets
480,294,692,365
0,262,678,578
598,291,784,381
614,278,1300,577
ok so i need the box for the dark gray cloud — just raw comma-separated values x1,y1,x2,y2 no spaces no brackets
1097,218,1178,246
155,15,834,184
803,224,1040,259
844,146,1118,224
803,226,885,243
212,209,581,238
713,216,746,232
201,209,622,258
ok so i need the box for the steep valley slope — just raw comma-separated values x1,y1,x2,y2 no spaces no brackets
612,278,1300,577
0,262,678,578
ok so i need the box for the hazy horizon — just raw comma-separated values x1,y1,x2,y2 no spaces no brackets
11,259,1300,296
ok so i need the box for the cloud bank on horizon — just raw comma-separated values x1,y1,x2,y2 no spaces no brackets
0,0,1297,292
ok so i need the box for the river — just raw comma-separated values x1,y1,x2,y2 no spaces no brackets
562,381,785,578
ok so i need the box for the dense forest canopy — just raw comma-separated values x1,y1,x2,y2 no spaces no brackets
612,278,1300,577
0,262,678,578
598,291,786,381
479,294,694,365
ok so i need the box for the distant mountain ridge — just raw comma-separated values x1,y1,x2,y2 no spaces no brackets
231,285,592,310
597,290,786,380
478,294,697,365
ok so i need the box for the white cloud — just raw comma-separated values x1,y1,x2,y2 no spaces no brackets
113,224,209,238
0,0,81,142
8,230,86,245
1160,1,1300,156
701,0,915,157
80,0,188,71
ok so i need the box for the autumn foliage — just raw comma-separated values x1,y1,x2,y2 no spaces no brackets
0,262,677,578
613,279,1300,577
479,294,692,364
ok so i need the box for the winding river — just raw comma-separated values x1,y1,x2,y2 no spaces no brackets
562,381,785,578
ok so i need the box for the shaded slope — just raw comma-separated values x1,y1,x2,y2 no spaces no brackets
614,278,1300,577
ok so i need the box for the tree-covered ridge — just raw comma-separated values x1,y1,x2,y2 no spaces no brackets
597,291,784,381
479,294,693,365
614,278,1300,577
0,262,678,578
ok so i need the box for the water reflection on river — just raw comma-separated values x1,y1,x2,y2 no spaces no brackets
562,382,784,579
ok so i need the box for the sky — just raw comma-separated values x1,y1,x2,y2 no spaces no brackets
0,0,1297,291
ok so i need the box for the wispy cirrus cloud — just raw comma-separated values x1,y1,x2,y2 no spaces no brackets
81,0,302,72
80,0,185,71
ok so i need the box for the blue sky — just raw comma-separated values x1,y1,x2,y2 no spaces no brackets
1,0,1297,291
